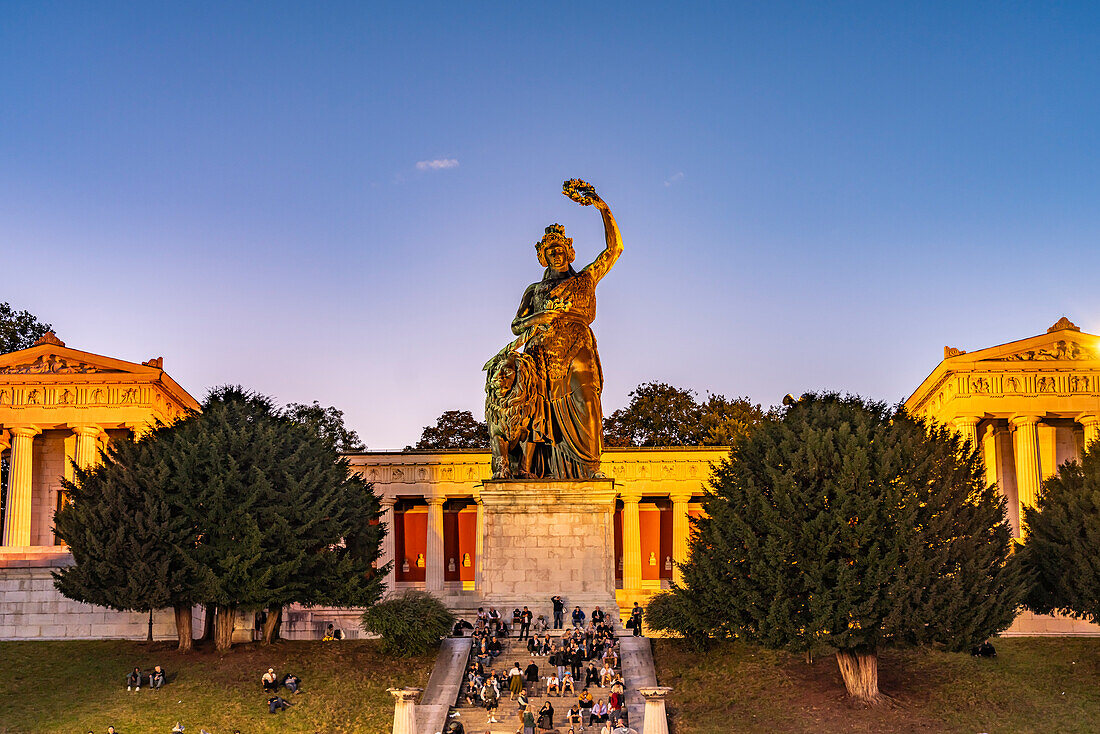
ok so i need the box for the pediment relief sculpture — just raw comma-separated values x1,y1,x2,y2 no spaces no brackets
992,340,1097,362
0,354,122,375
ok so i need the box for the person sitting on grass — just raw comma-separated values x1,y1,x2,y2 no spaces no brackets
149,665,166,690
126,667,142,691
262,667,279,692
284,673,302,694
268,694,294,714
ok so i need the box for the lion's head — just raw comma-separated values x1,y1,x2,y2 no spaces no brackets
484,348,539,442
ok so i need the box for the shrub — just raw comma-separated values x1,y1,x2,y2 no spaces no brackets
361,590,456,656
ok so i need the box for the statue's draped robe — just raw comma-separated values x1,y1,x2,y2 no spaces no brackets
523,266,603,479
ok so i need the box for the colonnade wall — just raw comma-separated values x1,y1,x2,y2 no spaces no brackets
338,447,725,619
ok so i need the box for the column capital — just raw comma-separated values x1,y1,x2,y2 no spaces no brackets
619,489,643,503
669,491,694,505
426,495,447,506
953,416,981,428
1010,414,1042,428
9,425,42,439
379,496,397,508
638,685,673,701
1076,413,1100,427
69,424,105,438
388,687,422,702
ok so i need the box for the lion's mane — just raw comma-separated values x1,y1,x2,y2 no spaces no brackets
485,350,539,444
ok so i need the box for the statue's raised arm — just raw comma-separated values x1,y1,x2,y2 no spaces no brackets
563,179,623,284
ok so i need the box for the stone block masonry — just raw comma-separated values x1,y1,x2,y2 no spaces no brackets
477,479,619,611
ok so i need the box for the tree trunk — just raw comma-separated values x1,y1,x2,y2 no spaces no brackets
201,605,216,642
261,606,282,645
214,606,236,652
835,648,883,704
174,604,193,652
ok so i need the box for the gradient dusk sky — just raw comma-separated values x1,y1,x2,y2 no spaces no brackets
3,2,1100,449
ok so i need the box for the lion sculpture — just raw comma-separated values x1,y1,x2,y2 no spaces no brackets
483,345,540,479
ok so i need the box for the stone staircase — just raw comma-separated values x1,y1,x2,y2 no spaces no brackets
446,633,632,734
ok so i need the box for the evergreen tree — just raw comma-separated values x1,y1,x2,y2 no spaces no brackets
1022,444,1100,624
671,393,1024,703
184,387,386,649
55,386,386,652
53,430,211,651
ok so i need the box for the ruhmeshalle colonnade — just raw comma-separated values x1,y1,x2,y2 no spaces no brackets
3,320,1100,638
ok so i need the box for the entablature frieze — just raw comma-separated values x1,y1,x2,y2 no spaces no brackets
912,368,1100,418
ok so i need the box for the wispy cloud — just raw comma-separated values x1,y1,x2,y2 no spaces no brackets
416,158,459,171
664,171,685,187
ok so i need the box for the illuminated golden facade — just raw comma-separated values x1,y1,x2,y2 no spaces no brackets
905,317,1100,537
0,332,199,549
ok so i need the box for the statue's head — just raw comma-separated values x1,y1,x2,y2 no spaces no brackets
535,223,575,269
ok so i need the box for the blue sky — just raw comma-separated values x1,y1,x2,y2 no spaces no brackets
3,2,1100,448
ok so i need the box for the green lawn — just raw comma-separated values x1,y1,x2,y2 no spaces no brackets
653,637,1100,734
0,639,434,734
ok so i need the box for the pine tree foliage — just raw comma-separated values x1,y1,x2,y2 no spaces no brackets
1022,444,1100,624
55,386,387,651
53,432,210,618
671,393,1024,698
184,388,387,636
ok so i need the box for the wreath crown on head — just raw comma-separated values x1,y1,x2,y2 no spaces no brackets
535,223,575,267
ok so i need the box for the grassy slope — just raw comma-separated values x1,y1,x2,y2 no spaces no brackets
0,639,433,734
653,637,1100,734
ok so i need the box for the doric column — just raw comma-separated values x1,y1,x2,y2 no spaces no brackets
379,497,397,594
1011,415,1043,522
425,496,446,594
387,687,421,734
669,492,692,586
953,416,981,452
981,424,999,491
473,493,485,592
1077,414,1100,453
2,426,41,547
621,491,643,593
638,686,673,734
72,425,103,470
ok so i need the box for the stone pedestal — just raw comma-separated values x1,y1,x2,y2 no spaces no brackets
387,687,421,734
478,479,618,613
638,686,673,734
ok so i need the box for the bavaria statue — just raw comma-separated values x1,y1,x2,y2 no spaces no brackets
484,180,624,480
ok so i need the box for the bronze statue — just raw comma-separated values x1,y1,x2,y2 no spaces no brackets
484,180,623,480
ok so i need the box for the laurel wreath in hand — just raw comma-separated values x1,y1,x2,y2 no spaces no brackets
563,179,597,206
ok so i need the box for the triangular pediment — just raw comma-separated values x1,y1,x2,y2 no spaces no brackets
942,323,1100,365
0,343,162,377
